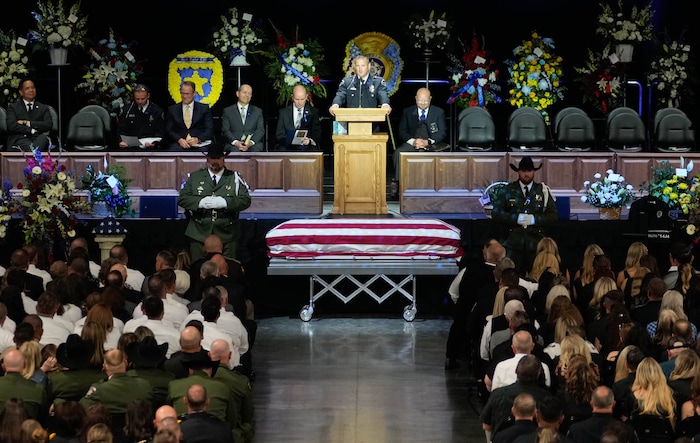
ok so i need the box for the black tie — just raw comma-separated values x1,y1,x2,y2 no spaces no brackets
27,103,32,113
212,175,217,186
523,186,529,197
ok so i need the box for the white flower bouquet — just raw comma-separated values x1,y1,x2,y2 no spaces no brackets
648,35,692,106
581,169,635,208
407,10,451,52
31,0,88,49
0,30,30,106
211,7,263,62
596,0,653,44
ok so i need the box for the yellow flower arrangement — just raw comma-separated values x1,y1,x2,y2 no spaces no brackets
505,32,565,123
646,159,699,215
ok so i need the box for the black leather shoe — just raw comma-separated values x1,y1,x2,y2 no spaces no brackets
444,358,461,370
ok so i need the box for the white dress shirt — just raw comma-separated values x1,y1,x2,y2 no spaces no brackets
132,297,189,330
39,315,73,347
27,264,52,290
122,318,181,358
491,353,552,391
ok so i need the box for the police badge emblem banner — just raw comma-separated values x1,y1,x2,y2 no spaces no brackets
168,50,224,107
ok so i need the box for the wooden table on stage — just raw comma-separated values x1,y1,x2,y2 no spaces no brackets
331,108,390,215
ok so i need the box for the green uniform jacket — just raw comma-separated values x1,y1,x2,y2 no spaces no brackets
178,167,252,251
48,367,105,405
79,373,154,414
168,371,238,428
491,181,559,253
0,372,48,420
127,368,174,409
215,364,255,443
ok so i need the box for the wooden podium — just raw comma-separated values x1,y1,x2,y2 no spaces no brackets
331,108,390,215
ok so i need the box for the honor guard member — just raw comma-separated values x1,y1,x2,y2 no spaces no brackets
79,349,154,415
178,143,251,262
491,156,558,276
117,83,165,149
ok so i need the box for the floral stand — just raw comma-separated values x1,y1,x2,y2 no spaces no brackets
49,47,68,65
230,51,249,67
599,207,622,220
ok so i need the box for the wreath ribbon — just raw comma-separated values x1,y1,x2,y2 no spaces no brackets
447,71,485,107
278,55,313,86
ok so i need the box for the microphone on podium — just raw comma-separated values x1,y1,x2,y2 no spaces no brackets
357,75,362,108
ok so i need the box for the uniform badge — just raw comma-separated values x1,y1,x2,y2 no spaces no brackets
369,84,375,94
225,185,232,190
429,122,438,133
535,195,542,202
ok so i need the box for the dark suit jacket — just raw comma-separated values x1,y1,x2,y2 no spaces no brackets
398,105,447,146
117,101,165,141
331,74,390,109
165,101,214,149
6,99,53,149
221,104,265,151
180,411,235,443
275,104,322,150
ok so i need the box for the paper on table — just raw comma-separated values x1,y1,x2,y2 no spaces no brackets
139,137,162,147
192,140,212,148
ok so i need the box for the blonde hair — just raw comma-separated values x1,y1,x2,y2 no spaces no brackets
590,276,617,308
19,340,44,380
491,286,508,318
625,242,649,269
558,335,592,376
553,311,584,344
677,262,695,295
545,285,571,314
654,309,680,346
660,290,688,320
537,237,562,262
580,244,605,286
87,423,113,443
530,252,561,282
632,357,676,426
669,349,700,381
20,419,48,443
614,345,635,383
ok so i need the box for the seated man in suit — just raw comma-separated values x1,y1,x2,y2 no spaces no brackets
221,84,265,152
117,83,165,149
6,78,53,151
165,80,214,150
275,85,322,151
391,87,448,199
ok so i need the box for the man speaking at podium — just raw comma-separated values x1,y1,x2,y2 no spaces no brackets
329,55,391,115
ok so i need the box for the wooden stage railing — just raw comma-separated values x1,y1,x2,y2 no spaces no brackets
0,151,325,215
399,151,700,214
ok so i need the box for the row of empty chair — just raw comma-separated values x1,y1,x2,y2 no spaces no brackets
457,106,695,153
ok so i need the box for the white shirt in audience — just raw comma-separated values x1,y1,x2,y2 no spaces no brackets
22,293,37,315
27,264,52,290
122,318,181,358
0,328,14,354
491,353,552,391
182,309,249,367
0,317,16,333
74,316,124,350
132,297,189,330
125,267,146,293
58,303,83,325
39,315,72,347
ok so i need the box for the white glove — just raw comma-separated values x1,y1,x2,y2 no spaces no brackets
517,213,535,227
210,196,227,209
198,196,214,208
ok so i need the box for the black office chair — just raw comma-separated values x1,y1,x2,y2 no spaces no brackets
555,108,595,152
46,104,61,150
65,111,108,151
0,106,7,151
606,107,646,152
507,107,547,151
456,106,496,151
653,108,694,153
79,104,113,148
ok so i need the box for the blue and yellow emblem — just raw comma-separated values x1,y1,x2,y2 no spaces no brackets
343,32,403,96
168,50,223,106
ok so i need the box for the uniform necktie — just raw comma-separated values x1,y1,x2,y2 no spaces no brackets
27,102,33,113
212,175,217,186
523,186,529,197
295,108,302,129
184,105,192,129
420,109,426,123
240,106,246,124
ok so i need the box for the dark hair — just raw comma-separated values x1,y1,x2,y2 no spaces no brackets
516,354,542,382
201,296,220,322
18,77,35,90
0,398,28,443
537,395,564,423
54,401,86,437
501,268,520,287
186,319,204,335
124,399,154,441
625,345,645,370
143,296,164,318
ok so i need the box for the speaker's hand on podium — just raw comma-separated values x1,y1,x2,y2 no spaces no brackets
329,104,339,117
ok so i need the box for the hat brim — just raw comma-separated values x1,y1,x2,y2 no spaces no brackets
509,163,542,172
181,358,220,376
56,340,93,369
126,340,169,368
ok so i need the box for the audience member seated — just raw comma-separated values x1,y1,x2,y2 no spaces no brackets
109,244,146,291
162,325,209,379
131,273,188,330
492,393,537,443
488,329,552,392
567,385,634,443
178,383,235,443
123,296,181,358
511,394,576,443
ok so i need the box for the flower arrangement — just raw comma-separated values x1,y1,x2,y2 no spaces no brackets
31,0,88,49
75,29,143,118
596,0,654,44
581,169,635,208
80,161,134,217
0,30,30,107
407,10,451,52
446,36,502,109
211,7,264,64
505,32,565,123
0,180,12,240
263,24,327,107
645,159,699,215
648,32,693,107
15,148,89,245
575,47,622,114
